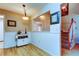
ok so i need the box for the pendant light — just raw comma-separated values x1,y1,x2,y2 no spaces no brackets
22,4,29,20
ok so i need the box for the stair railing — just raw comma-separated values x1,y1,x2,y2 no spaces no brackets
67,18,76,49
68,18,76,33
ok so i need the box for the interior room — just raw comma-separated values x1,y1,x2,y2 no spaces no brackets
0,3,61,56
61,3,79,56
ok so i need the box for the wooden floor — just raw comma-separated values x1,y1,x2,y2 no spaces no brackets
0,48,4,56
0,44,50,56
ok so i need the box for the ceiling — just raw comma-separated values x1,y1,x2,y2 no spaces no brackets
0,3,47,16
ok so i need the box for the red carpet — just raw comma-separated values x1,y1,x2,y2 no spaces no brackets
74,44,79,50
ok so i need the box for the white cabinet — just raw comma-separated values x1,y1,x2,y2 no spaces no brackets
4,32,31,48
17,39,24,46
17,32,31,46
17,38,30,46
23,38,30,45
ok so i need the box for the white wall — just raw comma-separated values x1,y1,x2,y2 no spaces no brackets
69,23,76,49
0,16,4,48
4,32,17,48
0,18,4,41
69,3,79,44
65,14,79,44
31,3,61,56
74,15,79,44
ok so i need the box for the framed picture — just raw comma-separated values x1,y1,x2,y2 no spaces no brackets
50,11,59,25
7,20,16,27
61,3,69,16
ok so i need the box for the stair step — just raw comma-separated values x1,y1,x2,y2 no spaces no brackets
61,34,68,36
62,38,68,40
62,39,68,40
62,36,68,38
61,31,69,49
62,42,69,49
61,35,69,37
61,33,69,35
62,45,69,49
62,37,68,39
61,33,68,34
61,31,69,34
62,41,68,43
62,39,68,41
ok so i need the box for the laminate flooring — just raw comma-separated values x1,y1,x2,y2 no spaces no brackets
3,44,50,56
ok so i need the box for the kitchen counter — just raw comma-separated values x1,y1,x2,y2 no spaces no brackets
16,34,28,39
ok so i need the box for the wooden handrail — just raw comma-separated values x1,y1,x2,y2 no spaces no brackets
68,18,76,33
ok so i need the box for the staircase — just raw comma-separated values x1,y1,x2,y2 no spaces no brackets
61,18,76,49
61,31,70,49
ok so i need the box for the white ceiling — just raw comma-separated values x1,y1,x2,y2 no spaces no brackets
0,3,47,16
69,3,79,15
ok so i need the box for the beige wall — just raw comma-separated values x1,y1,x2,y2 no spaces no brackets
61,3,74,32
0,8,32,32
61,15,71,32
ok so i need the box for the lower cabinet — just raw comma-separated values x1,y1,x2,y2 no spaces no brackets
17,38,30,46
17,32,31,46
4,32,31,48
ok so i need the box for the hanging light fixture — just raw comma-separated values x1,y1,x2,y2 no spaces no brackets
22,4,29,20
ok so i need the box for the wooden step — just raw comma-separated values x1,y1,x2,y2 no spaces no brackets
61,31,69,49
62,41,68,44
61,34,69,36
61,31,69,33
62,36,68,39
62,44,69,49
61,36,68,40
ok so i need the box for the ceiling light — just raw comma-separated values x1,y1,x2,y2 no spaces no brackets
22,16,29,20
40,15,45,19
22,4,29,20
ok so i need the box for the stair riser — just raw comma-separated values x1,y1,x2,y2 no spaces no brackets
61,31,69,49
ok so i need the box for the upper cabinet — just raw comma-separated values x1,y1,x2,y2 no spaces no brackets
32,11,50,32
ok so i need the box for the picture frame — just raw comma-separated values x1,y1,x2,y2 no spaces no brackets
50,11,59,25
61,3,69,16
7,20,16,27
